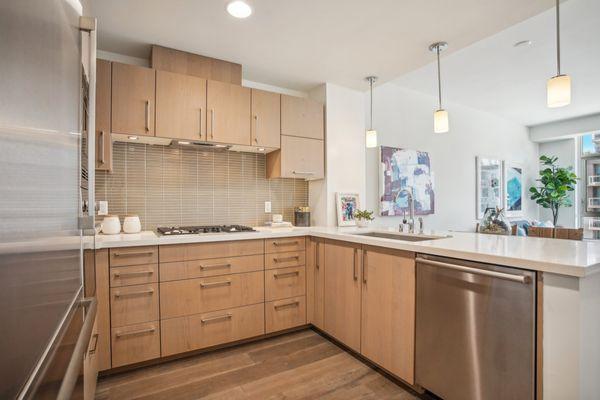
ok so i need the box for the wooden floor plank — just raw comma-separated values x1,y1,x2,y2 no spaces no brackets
96,329,419,400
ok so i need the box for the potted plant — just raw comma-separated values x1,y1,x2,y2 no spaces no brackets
354,209,375,228
529,155,578,226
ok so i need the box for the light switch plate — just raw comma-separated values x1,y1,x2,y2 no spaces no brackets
264,201,272,213
97,200,109,216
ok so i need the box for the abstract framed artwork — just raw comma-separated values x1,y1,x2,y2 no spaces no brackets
379,146,435,216
476,156,504,219
336,192,360,227
505,162,524,217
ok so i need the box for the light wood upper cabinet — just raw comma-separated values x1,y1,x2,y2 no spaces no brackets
281,95,324,140
156,70,206,141
95,59,112,170
111,62,156,136
251,89,280,149
361,246,415,384
266,135,324,180
323,240,362,352
206,80,251,145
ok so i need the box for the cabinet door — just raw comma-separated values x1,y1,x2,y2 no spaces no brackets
206,80,251,145
323,240,362,352
156,70,206,141
251,89,280,148
361,247,415,384
112,62,155,136
281,95,324,139
94,249,111,371
95,59,112,170
308,238,325,329
280,135,324,179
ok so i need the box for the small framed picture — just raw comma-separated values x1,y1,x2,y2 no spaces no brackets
336,192,360,227
504,162,524,217
476,156,504,219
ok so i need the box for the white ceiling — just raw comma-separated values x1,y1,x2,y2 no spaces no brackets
91,0,555,92
392,0,600,127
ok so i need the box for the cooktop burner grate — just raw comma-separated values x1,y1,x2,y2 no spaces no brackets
156,225,256,235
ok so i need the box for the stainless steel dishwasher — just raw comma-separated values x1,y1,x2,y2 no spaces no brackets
415,254,537,400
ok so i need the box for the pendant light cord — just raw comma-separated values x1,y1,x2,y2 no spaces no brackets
369,77,374,130
436,45,442,110
556,0,561,75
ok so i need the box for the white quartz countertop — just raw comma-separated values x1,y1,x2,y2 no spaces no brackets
94,226,600,278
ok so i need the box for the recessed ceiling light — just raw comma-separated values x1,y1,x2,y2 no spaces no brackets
227,1,252,18
128,136,138,140
514,40,532,47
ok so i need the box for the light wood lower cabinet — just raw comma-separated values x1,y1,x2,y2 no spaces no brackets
265,237,306,253
323,240,362,352
159,254,264,281
265,266,306,301
110,283,159,328
160,271,264,319
265,296,306,334
111,321,160,368
159,240,264,263
312,238,325,329
265,250,305,270
360,246,415,384
83,317,99,400
161,303,265,356
109,263,158,287
94,249,111,371
109,246,158,267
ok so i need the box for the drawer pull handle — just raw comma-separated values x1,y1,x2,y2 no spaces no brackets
274,300,300,310
113,270,154,278
274,256,300,262
115,326,156,338
88,333,99,355
200,280,232,288
273,241,298,247
201,313,233,324
113,251,154,257
274,271,300,279
114,288,154,298
200,263,231,270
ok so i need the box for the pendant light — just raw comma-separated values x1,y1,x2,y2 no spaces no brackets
365,76,378,148
429,42,449,133
547,0,571,108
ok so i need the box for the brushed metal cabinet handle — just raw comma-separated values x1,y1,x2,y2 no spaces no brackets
315,242,320,269
113,250,154,257
200,280,232,288
114,288,154,298
145,100,150,132
362,250,367,284
274,270,300,279
99,130,105,164
199,107,203,138
273,241,298,246
274,300,300,310
273,256,299,262
210,109,215,138
353,248,358,280
253,115,259,143
113,270,154,278
88,333,99,355
200,263,231,270
201,313,233,323
292,171,315,176
115,326,155,338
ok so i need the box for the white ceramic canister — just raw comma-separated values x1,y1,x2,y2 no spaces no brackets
122,214,142,234
101,215,121,235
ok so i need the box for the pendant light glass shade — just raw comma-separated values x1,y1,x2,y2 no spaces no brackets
433,109,449,133
365,76,378,148
366,129,378,148
547,0,570,108
547,74,571,108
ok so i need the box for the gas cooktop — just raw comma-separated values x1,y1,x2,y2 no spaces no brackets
156,225,257,235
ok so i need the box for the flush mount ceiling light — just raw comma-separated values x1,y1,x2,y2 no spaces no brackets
227,1,252,18
547,0,571,108
365,76,378,148
429,42,449,133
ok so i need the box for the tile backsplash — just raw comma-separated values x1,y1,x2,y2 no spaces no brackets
95,142,309,230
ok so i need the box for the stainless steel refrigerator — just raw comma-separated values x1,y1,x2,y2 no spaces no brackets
0,1,97,398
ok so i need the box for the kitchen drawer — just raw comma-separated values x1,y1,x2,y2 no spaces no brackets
109,246,158,267
161,303,264,356
111,321,160,368
265,296,306,334
110,283,159,328
265,237,305,254
160,271,264,319
160,240,264,263
265,250,305,270
110,264,158,287
265,266,306,301
159,254,264,282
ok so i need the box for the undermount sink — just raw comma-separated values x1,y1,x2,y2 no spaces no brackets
352,231,449,242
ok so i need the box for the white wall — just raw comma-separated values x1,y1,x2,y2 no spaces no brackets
529,113,600,142
309,83,366,226
365,83,539,231
538,139,578,227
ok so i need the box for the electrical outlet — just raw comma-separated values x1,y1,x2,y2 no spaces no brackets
264,201,272,213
